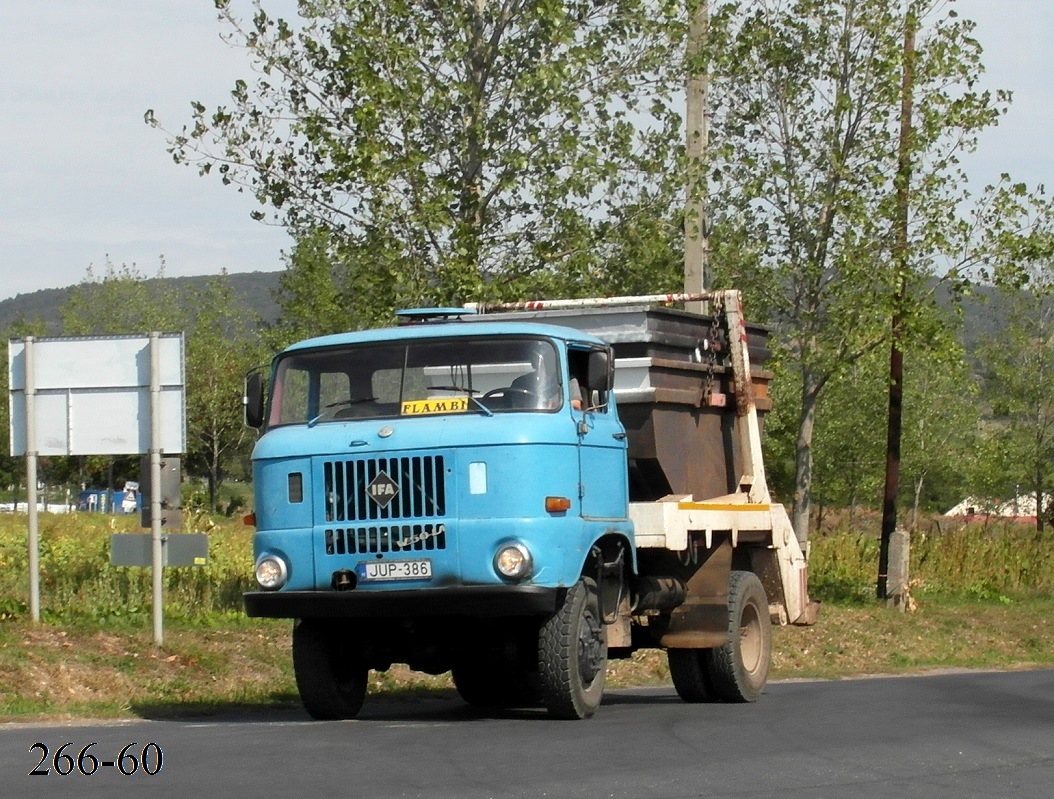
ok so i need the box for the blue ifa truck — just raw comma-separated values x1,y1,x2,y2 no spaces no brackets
243,290,817,720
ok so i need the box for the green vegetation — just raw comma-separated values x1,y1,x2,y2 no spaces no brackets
0,513,253,625
807,514,1054,604
0,513,1050,722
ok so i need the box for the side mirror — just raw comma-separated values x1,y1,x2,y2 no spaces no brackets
587,349,613,393
244,370,266,429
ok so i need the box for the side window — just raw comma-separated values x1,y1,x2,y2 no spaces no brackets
567,349,600,412
277,367,310,423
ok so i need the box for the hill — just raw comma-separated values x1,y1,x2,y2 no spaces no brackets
0,270,1005,353
0,271,284,336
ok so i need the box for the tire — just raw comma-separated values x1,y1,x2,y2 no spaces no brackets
292,619,368,720
451,662,502,707
538,578,607,719
451,659,538,709
707,570,771,702
668,647,716,703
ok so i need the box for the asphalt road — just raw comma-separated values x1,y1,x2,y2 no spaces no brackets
1,669,1052,799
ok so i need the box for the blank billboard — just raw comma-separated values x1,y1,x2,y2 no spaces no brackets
8,333,185,456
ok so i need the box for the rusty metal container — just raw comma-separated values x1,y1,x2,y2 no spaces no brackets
467,304,773,502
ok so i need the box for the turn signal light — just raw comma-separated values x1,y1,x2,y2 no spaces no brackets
243,512,256,527
545,496,571,513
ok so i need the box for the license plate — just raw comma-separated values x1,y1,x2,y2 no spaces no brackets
357,559,432,582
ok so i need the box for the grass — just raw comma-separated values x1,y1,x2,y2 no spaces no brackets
0,617,300,721
0,511,1052,722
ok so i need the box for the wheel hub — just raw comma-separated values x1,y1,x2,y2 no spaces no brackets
577,610,604,684
740,604,762,674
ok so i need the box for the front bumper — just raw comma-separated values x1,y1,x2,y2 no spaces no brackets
244,584,562,619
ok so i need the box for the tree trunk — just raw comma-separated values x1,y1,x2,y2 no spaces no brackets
208,436,221,514
912,474,924,531
683,0,710,311
1036,488,1045,533
208,471,218,514
445,5,489,306
791,369,822,546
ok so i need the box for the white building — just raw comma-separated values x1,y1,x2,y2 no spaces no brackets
945,494,1052,519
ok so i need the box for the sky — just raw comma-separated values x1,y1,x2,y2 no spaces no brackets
1,0,1052,304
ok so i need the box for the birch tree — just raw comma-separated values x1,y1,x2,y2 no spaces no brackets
61,264,264,512
150,0,686,311
704,0,1023,542
183,275,265,512
977,286,1054,531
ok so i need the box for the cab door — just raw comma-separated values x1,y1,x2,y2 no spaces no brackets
570,346,628,520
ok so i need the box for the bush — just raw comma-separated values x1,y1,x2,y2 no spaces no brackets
2,512,1050,624
808,519,1054,604
0,512,253,624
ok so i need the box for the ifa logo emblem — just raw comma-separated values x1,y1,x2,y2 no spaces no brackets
366,471,400,508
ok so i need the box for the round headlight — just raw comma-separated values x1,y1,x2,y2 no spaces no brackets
494,543,533,581
255,554,288,590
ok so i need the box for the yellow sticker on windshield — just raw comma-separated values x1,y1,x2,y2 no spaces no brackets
401,397,470,416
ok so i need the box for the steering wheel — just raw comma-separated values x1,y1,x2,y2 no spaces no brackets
482,387,539,405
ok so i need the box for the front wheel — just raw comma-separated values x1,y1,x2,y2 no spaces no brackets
538,578,607,719
292,619,368,720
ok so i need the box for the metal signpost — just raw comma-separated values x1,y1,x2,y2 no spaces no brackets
8,333,186,643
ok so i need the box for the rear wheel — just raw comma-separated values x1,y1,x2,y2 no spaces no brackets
293,619,368,720
707,570,771,702
538,578,607,719
668,647,715,702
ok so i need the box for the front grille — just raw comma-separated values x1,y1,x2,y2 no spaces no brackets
324,455,447,522
325,523,448,555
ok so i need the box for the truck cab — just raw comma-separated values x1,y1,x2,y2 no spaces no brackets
244,314,633,718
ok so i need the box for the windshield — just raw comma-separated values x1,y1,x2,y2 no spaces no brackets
268,336,563,427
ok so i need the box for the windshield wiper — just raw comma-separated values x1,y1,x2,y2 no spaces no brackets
425,386,493,417
427,385,478,394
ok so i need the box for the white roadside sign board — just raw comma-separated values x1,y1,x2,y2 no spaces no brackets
8,334,185,456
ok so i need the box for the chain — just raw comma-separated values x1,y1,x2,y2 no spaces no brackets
699,293,728,406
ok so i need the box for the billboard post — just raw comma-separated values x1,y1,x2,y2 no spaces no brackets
8,333,185,642
24,336,39,622
149,332,164,644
